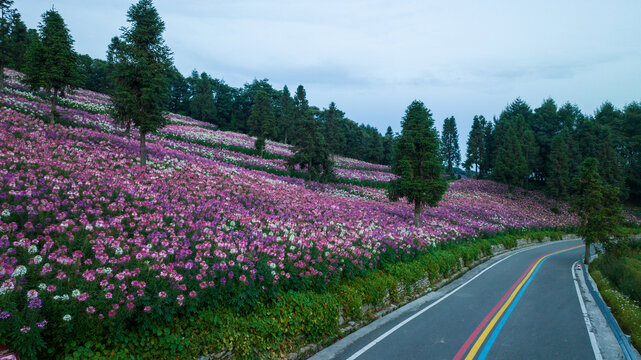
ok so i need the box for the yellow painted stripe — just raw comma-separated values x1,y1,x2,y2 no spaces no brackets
464,245,582,360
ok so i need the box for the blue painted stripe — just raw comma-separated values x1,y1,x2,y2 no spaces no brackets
477,247,577,360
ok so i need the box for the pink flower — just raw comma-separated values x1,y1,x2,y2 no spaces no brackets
108,310,116,317
189,291,197,298
143,306,151,312
158,291,167,298
126,302,134,309
105,292,112,299
86,306,96,313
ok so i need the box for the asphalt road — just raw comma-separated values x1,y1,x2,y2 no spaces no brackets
313,239,599,360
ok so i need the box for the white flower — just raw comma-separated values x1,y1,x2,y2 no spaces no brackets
11,265,27,277
38,283,47,290
28,245,38,254
85,224,94,231
71,289,81,297
269,263,276,269
115,247,123,256
1,209,10,218
62,314,72,322
104,267,112,274
33,255,42,264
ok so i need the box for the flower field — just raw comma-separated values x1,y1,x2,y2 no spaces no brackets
0,68,584,356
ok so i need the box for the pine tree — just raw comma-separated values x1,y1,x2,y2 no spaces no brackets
0,0,13,91
168,67,190,115
493,122,527,191
24,9,78,123
546,133,570,199
441,116,461,175
572,158,622,264
515,115,538,190
110,0,173,166
382,126,395,165
248,90,275,156
287,109,334,182
464,115,485,178
7,10,27,72
277,85,296,143
190,72,216,123
389,100,447,227
323,102,346,155
481,119,494,177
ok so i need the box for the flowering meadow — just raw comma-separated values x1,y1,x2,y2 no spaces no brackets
0,69,586,357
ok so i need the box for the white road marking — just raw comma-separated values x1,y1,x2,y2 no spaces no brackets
345,244,558,360
572,260,603,360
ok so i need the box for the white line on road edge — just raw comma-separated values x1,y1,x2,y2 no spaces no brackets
344,243,563,360
572,261,603,360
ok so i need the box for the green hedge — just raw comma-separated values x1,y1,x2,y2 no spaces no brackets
589,268,641,352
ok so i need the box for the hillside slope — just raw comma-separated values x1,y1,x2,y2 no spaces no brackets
0,69,579,356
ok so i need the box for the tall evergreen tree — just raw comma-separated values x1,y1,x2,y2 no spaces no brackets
110,0,173,166
24,9,78,123
7,10,27,72
622,102,641,201
248,90,275,156
572,158,622,264
323,102,346,155
389,100,447,227
287,107,334,182
276,85,296,143
0,0,13,91
382,126,395,165
211,79,235,130
481,119,495,177
168,66,189,114
515,115,538,189
441,116,461,175
464,115,485,177
546,133,570,199
190,72,216,124
493,122,527,191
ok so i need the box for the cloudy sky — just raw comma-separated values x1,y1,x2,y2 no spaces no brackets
16,0,641,152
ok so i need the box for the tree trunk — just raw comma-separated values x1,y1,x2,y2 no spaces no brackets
125,121,131,137
50,89,58,124
414,200,422,227
140,131,147,166
584,243,590,264
475,163,478,178
0,68,4,92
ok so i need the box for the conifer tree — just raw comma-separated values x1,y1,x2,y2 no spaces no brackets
248,90,275,156
572,158,622,264
546,133,570,199
323,102,346,154
441,116,461,175
382,126,395,165
287,108,334,182
464,115,485,177
24,9,78,123
277,85,296,143
0,0,13,91
493,122,527,191
190,72,216,124
389,100,447,226
110,0,173,166
481,119,495,177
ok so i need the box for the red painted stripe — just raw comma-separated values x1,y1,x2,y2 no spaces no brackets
452,252,547,360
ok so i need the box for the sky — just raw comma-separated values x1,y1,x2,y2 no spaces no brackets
15,0,641,154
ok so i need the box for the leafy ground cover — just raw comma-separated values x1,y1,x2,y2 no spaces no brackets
0,68,596,358
590,239,641,352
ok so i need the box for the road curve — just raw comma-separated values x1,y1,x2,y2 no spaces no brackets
312,239,598,360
